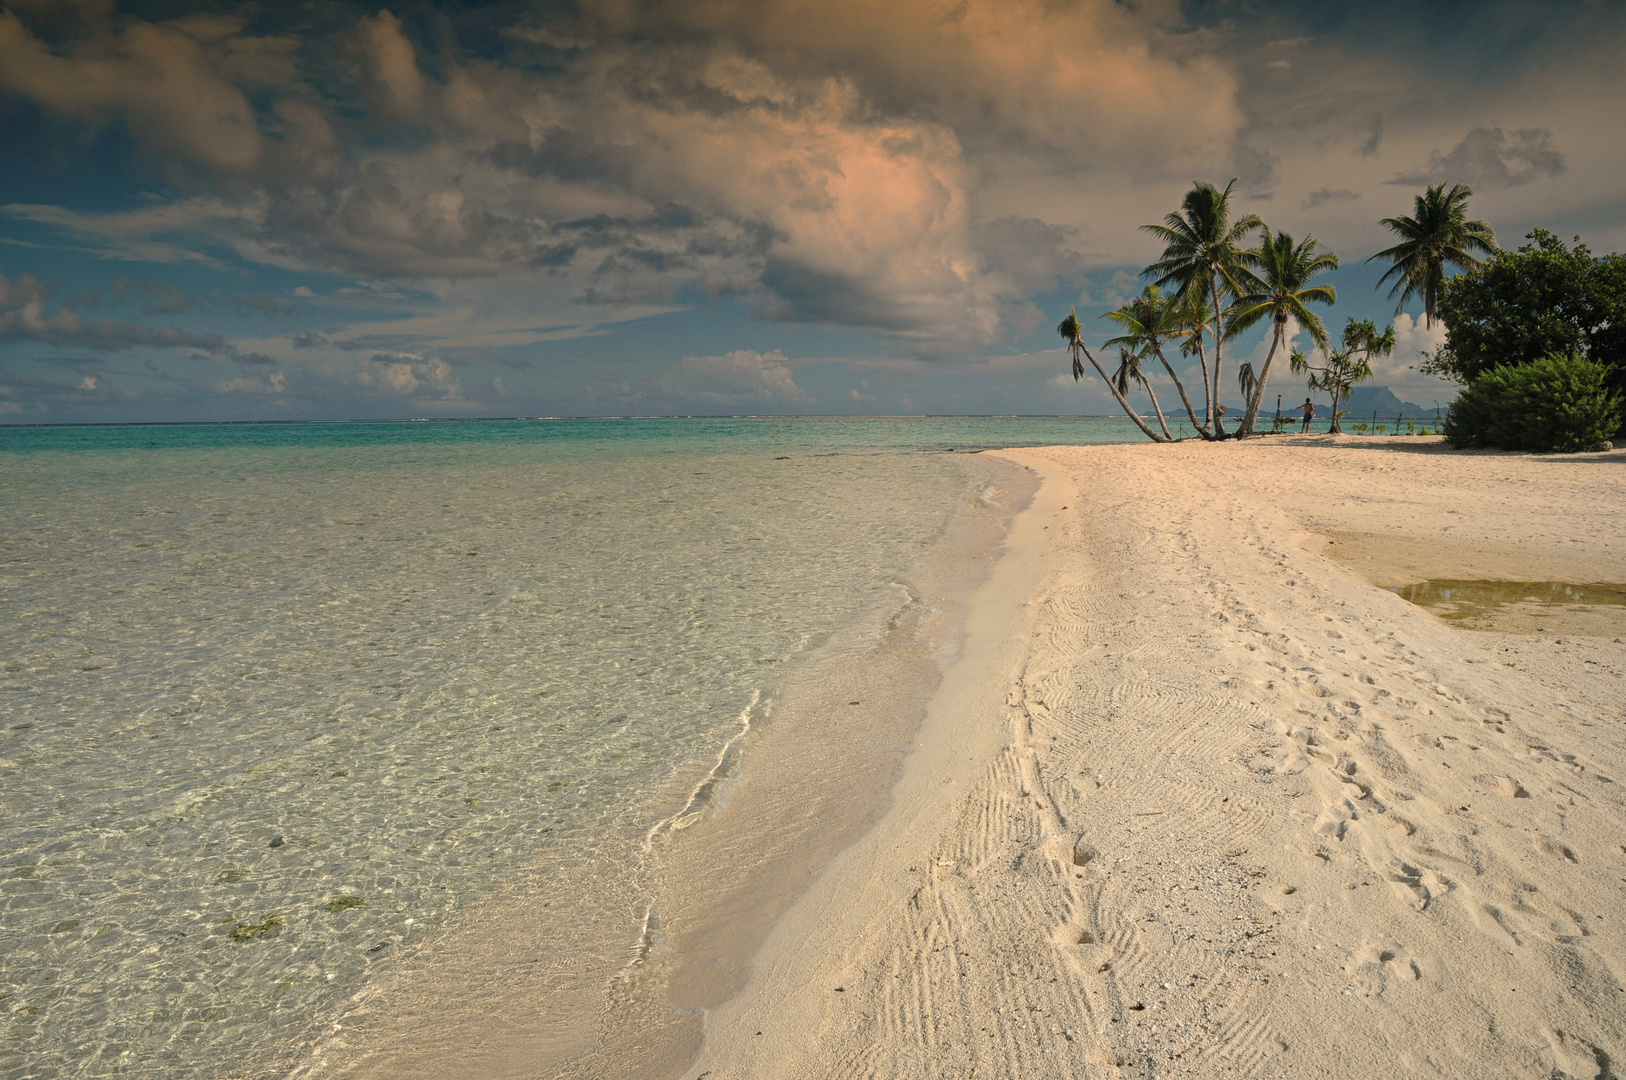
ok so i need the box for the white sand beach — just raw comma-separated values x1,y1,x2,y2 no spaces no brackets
684,436,1626,1080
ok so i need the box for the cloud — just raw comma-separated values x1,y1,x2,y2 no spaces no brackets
1387,312,1448,367
1390,126,1566,189
0,1,1250,352
218,370,287,395
0,10,262,176
354,12,427,123
1076,269,1140,309
575,0,1243,167
1358,115,1383,157
0,267,225,352
357,352,463,399
661,349,811,405
1243,314,1301,373
4,0,1622,392
1302,187,1360,210
976,216,1087,294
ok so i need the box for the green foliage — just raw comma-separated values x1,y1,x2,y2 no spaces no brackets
1142,180,1263,307
1444,352,1622,452
1057,308,1085,383
1427,230,1626,403
1227,227,1339,351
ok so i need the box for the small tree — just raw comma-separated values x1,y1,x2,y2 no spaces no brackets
1290,319,1395,434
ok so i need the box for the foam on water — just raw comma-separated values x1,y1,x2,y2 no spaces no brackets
0,417,1132,1078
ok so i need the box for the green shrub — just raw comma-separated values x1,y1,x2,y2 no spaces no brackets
1444,352,1622,452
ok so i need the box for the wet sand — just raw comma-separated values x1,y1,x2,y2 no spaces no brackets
685,436,1626,1079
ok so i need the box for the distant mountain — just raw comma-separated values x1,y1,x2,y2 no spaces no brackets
1344,385,1446,420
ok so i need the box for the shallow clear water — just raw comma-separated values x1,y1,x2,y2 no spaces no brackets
1389,579,1626,624
0,417,1138,1079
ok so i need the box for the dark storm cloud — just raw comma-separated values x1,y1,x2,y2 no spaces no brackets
976,217,1087,295
1389,126,1566,190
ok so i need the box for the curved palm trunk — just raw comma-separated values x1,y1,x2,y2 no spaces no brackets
1209,268,1228,437
1075,341,1169,442
1328,383,1345,434
1190,337,1214,429
1238,320,1283,437
1143,379,1174,440
1152,346,1214,440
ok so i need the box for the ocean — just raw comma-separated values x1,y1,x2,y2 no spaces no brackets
0,417,1142,1079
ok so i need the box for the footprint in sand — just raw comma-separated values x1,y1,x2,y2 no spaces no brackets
1543,1027,1613,1080
1490,775,1532,798
1348,941,1419,997
1536,838,1580,864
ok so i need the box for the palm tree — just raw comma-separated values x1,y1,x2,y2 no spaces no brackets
1113,346,1175,440
1101,285,1211,439
1143,180,1263,437
1171,292,1217,417
1058,309,1170,442
1368,183,1497,327
1228,228,1339,437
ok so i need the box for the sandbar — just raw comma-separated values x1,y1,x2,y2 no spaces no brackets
685,435,1626,1079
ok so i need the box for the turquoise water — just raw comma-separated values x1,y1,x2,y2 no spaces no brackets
0,417,1138,1079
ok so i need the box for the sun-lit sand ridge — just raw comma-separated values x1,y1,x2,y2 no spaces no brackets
686,436,1626,1079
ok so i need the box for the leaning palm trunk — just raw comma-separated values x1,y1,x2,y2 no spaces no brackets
1153,347,1212,438
1185,335,1215,432
1144,379,1175,440
1072,339,1169,442
1208,268,1228,436
1238,323,1283,436
1193,336,1213,428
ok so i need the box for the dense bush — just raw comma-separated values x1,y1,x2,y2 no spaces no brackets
1444,352,1622,452
1429,230,1626,394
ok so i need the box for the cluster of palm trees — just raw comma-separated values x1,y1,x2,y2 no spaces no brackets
1060,181,1496,440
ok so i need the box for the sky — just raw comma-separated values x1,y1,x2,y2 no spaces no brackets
1,0,1623,423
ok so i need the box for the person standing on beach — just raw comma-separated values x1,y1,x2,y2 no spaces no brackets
1298,398,1315,432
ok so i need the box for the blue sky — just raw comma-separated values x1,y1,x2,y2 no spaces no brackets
2,0,1623,422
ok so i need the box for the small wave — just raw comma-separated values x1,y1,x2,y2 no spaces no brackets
643,688,763,851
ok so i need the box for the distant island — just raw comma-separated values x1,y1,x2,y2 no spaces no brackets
1208,386,1443,423
1342,385,1444,420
